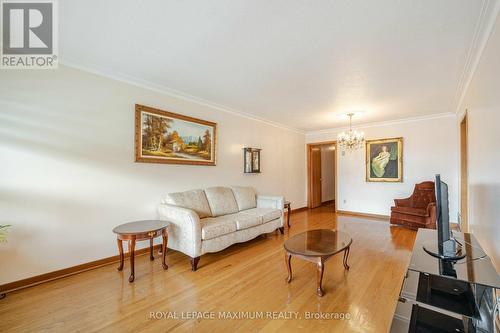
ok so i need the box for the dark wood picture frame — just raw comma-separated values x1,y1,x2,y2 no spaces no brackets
243,148,261,173
135,104,217,166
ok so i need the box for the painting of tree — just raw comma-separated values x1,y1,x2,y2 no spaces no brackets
135,105,217,165
142,114,172,151
203,129,211,154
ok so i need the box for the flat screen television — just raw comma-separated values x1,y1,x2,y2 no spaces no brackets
423,175,466,261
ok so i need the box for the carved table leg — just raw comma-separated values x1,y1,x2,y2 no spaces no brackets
149,238,154,261
117,239,124,271
128,238,136,282
343,246,350,270
287,205,291,228
285,252,292,283
161,229,168,270
316,259,325,297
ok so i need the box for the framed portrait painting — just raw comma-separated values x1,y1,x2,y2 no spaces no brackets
135,104,217,166
365,137,403,182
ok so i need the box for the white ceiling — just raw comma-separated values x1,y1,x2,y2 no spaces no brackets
60,0,490,131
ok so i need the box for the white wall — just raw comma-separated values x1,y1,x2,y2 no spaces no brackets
458,11,500,268
320,145,335,202
0,66,306,284
306,116,458,217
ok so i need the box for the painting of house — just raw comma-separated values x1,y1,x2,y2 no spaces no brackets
135,104,217,165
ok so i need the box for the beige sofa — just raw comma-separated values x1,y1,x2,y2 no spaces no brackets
158,186,284,270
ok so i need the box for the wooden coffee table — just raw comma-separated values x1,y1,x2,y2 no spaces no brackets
284,229,352,296
112,220,168,282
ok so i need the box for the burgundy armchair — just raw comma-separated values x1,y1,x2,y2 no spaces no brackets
390,181,436,229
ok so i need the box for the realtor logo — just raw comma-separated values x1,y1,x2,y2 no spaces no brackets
1,0,57,69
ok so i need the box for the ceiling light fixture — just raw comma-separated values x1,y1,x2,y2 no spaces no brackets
337,113,365,152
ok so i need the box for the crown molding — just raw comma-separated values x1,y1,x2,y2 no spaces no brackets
59,59,305,134
454,0,500,114
305,112,456,136
61,59,456,137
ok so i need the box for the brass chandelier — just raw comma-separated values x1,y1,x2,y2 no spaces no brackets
337,113,365,152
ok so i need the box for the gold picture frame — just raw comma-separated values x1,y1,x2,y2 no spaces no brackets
365,137,403,182
135,104,217,166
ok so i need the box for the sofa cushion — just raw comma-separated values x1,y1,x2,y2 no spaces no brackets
201,216,237,240
227,212,263,230
164,189,212,218
204,187,239,217
230,186,257,211
240,207,282,223
391,206,427,217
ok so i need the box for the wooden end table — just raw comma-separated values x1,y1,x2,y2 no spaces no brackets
284,229,352,296
284,201,291,228
112,220,168,282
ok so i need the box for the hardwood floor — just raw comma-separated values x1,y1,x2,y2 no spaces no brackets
0,205,416,332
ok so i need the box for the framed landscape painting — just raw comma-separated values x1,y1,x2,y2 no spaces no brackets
135,104,217,165
365,137,403,182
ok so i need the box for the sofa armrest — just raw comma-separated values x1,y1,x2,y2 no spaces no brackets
257,195,285,211
394,197,412,207
158,204,202,258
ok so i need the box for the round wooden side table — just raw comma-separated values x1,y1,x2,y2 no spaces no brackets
112,220,168,282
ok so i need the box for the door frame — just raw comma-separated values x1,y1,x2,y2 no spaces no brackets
307,141,337,211
460,112,468,232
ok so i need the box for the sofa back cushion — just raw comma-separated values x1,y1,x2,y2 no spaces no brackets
231,186,257,211
412,181,436,209
204,187,239,217
164,189,212,218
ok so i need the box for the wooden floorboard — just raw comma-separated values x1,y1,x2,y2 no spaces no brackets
0,205,416,332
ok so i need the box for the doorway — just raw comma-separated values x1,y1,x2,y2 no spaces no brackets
460,113,468,232
307,142,337,210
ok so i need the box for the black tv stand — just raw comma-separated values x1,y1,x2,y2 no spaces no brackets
423,238,467,261
390,229,500,333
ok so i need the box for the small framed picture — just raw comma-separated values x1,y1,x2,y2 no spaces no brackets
243,148,261,173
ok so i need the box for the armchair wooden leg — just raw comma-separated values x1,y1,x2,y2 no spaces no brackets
278,227,284,235
190,256,200,271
